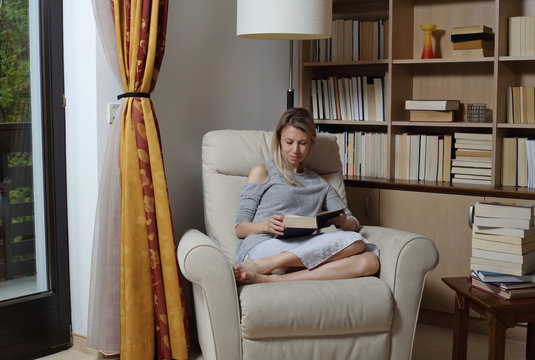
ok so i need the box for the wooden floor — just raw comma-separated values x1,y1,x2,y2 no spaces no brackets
37,323,526,360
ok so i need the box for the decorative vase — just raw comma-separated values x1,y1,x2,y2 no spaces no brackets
420,24,436,59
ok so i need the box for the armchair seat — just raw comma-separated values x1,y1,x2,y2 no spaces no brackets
240,277,393,340
178,130,439,360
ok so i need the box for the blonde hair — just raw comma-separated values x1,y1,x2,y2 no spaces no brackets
272,108,316,186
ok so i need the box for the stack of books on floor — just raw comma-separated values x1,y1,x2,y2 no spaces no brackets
405,99,459,122
451,25,494,58
451,132,492,186
470,201,535,299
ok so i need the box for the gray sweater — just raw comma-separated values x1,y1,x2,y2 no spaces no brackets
234,161,358,264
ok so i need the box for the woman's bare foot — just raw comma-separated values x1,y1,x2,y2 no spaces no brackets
233,258,272,276
235,270,281,285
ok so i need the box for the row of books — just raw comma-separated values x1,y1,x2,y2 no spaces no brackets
502,137,535,188
506,86,535,124
394,133,451,182
508,16,535,56
311,75,387,122
310,19,389,63
469,202,535,300
327,131,387,178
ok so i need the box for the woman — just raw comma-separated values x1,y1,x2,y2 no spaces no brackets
233,108,379,285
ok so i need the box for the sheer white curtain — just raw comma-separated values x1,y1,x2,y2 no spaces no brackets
86,0,123,355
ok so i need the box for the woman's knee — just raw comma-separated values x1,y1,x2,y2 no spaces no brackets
354,252,380,276
347,240,366,255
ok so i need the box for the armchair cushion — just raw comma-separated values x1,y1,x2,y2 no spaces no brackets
239,277,393,339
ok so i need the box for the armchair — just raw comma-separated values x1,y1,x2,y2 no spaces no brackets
178,130,439,360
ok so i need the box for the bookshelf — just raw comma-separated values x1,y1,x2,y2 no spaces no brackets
299,0,535,199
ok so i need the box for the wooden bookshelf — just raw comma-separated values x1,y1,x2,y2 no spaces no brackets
301,1,535,337
299,0,535,196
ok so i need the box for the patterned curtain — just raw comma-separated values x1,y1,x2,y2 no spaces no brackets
111,1,188,359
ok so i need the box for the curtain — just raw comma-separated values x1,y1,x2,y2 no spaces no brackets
88,1,189,359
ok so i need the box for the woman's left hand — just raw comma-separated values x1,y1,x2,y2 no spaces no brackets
327,212,347,228
327,212,357,231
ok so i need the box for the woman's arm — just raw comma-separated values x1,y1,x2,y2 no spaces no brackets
235,163,286,238
235,214,286,238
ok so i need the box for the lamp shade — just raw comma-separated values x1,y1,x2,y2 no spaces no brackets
237,0,332,40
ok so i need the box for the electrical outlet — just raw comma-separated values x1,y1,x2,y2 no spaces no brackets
107,103,121,124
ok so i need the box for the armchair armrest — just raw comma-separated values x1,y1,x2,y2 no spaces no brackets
177,229,242,360
359,225,439,360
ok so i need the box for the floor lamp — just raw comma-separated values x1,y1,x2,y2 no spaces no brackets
236,0,332,109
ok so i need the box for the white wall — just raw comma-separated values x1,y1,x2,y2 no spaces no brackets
64,0,296,337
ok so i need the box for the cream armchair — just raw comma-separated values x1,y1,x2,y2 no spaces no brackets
178,130,439,360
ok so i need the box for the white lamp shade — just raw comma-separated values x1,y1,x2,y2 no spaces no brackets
237,0,332,40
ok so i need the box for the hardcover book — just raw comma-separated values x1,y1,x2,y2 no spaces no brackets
278,208,344,238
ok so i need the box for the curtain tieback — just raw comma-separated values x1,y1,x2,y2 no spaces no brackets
117,92,151,100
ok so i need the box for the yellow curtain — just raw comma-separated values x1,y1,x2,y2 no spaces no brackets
112,1,188,359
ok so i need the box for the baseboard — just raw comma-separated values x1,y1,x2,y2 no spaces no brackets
72,333,120,359
418,308,527,342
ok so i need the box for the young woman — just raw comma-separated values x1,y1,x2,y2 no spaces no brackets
233,108,379,284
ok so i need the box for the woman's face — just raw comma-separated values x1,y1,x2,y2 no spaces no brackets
280,125,312,172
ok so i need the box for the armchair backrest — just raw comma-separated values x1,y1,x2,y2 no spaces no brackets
201,130,346,264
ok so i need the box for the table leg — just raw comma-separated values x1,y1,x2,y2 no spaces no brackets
452,293,469,360
487,314,506,360
527,322,534,360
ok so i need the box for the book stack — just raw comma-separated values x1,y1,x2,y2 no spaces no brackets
451,25,494,58
508,16,535,56
470,270,535,300
394,133,452,182
405,99,460,122
471,202,535,277
451,132,492,186
506,86,535,124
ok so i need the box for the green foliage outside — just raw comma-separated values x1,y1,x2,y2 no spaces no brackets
9,186,32,204
0,1,30,123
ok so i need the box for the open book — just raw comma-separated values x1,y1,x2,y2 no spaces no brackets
278,208,344,238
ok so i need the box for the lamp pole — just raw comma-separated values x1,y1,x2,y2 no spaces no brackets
287,40,294,109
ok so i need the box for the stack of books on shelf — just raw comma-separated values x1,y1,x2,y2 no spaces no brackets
506,86,535,124
327,131,387,178
310,19,388,62
508,16,535,56
469,201,535,299
450,25,494,58
451,132,492,186
311,75,387,121
394,133,452,182
405,100,459,122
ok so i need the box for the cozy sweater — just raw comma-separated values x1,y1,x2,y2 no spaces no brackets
234,161,358,264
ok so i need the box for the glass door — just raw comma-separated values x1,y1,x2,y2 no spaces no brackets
0,0,70,358
0,0,46,301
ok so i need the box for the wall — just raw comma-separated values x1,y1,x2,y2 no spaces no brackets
64,0,296,337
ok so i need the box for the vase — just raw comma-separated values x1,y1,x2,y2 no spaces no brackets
420,24,436,59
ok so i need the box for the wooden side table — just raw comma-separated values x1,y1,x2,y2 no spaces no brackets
442,276,535,360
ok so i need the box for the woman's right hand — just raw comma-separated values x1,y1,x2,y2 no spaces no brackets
264,214,286,236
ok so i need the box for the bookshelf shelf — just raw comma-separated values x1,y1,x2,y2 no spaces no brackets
392,57,495,64
497,123,535,129
391,121,493,128
315,120,387,126
499,56,535,62
304,60,389,67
